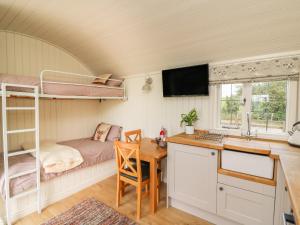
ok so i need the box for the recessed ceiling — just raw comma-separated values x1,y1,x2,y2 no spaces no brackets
0,0,300,76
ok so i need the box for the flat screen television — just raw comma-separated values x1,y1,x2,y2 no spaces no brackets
162,64,209,97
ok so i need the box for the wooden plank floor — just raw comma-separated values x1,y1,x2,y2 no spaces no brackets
15,175,212,225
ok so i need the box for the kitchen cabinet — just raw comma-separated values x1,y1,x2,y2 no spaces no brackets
217,183,274,225
167,140,280,225
167,143,218,213
274,162,293,225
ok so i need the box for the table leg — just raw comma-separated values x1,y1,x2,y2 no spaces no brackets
150,158,157,214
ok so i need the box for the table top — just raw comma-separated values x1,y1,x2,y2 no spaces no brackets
140,138,167,161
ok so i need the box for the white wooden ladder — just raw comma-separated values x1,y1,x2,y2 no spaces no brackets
1,83,41,225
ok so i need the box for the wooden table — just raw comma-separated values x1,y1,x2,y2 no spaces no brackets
140,138,167,214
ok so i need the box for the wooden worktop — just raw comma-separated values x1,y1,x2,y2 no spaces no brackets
166,132,300,157
166,132,300,225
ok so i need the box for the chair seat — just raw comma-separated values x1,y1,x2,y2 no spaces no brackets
121,162,161,182
129,158,149,167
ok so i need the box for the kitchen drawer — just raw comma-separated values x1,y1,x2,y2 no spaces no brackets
221,150,274,179
218,174,275,197
217,183,275,225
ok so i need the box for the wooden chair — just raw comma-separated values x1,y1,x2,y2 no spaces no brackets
114,141,150,219
124,129,162,203
124,129,142,143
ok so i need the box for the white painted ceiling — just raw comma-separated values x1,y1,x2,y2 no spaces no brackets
0,0,300,76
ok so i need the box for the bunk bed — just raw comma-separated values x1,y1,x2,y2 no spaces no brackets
0,70,126,100
0,70,126,225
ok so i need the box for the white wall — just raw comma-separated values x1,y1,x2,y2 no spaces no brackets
99,72,217,139
0,31,100,151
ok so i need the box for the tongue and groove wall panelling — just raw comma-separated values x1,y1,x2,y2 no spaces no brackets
0,31,100,151
99,72,215,138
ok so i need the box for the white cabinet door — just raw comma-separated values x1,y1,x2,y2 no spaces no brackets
217,184,274,225
168,143,218,213
274,162,293,225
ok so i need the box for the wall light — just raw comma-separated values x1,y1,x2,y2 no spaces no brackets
142,77,153,92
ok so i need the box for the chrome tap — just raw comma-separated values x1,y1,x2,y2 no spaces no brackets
241,112,257,140
246,112,251,137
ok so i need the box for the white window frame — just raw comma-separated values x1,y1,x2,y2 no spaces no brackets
214,80,298,140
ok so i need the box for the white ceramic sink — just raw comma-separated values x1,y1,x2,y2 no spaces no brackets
221,150,274,179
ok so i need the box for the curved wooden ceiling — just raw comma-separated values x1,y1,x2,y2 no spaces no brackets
0,0,300,76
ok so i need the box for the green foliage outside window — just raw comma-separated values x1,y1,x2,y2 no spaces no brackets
251,81,286,122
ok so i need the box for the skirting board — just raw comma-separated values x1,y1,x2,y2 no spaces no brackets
0,159,116,223
169,198,241,225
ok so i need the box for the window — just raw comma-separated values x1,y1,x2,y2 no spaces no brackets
219,80,288,134
251,81,287,133
220,84,243,129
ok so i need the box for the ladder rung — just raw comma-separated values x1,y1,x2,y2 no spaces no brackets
6,107,35,111
9,169,36,180
8,149,36,157
11,188,37,200
7,128,36,134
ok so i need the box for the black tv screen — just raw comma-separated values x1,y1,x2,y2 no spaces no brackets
162,64,209,97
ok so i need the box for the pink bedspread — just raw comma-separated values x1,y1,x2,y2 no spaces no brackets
0,138,115,197
43,83,124,97
0,74,124,97
0,74,40,92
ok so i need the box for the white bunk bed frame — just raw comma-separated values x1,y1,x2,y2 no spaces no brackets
1,83,41,225
40,70,126,100
0,70,124,224
0,70,127,100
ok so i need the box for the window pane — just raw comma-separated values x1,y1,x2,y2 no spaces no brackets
220,84,243,129
251,81,287,133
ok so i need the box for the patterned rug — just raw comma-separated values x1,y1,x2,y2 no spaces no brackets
42,198,136,225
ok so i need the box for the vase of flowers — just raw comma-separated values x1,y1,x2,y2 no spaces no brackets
180,108,199,134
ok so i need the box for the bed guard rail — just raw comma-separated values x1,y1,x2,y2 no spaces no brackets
40,70,126,100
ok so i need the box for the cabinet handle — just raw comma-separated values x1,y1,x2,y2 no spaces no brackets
219,187,223,191
211,152,215,156
285,186,288,192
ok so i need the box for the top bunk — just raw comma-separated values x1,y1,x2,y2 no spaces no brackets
0,70,126,100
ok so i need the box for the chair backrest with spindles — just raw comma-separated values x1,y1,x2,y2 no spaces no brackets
124,129,142,144
114,141,142,182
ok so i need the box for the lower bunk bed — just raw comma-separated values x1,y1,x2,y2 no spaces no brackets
0,137,118,222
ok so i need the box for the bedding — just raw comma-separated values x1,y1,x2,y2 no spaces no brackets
106,125,122,141
23,141,83,174
0,74,40,92
42,82,124,97
106,76,124,87
92,74,112,84
0,73,124,98
0,138,115,197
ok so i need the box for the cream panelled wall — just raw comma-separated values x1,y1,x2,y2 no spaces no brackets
99,73,217,138
0,31,90,76
0,31,99,151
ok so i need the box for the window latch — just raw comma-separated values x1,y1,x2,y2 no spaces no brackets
240,98,246,105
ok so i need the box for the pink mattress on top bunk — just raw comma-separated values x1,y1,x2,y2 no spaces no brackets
0,138,115,198
43,83,124,97
0,74,124,97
